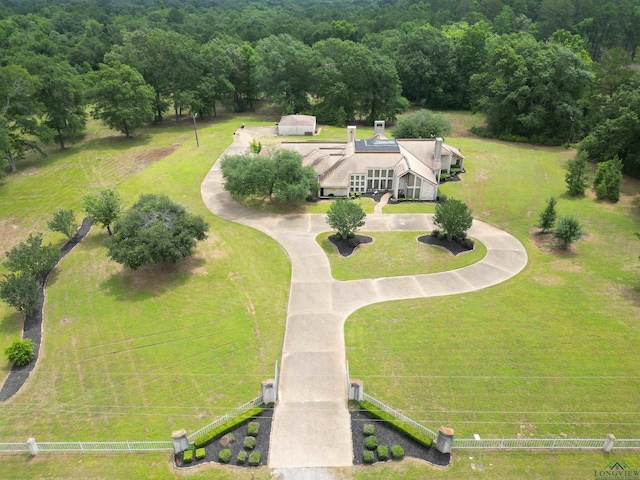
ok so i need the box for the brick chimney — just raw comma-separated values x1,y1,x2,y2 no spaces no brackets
374,120,385,136
434,137,443,163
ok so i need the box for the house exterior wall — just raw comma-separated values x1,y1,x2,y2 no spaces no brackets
323,187,348,197
420,183,437,200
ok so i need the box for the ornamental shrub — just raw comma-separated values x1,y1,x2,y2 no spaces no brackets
4,338,35,366
391,444,405,459
247,421,260,436
243,436,257,450
219,433,235,447
183,450,193,463
365,435,378,450
248,451,261,466
363,450,375,463
237,451,248,464
377,445,389,461
218,448,231,463
195,448,205,460
363,423,375,435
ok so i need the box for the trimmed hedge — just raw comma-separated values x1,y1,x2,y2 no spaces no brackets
363,450,375,463
237,451,248,464
363,423,375,435
391,444,405,459
243,436,257,450
248,451,261,466
218,448,232,463
193,407,264,448
247,421,260,436
365,435,378,450
377,445,389,460
183,450,193,463
195,448,206,460
358,401,434,449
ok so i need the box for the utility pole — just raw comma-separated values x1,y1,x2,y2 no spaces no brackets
193,113,200,147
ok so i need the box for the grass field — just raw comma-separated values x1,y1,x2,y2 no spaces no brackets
345,136,640,439
318,231,487,280
0,111,290,441
1,108,639,477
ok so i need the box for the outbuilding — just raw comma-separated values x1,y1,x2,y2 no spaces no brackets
277,115,317,136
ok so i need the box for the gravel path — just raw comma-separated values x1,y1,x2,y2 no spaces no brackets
0,217,93,402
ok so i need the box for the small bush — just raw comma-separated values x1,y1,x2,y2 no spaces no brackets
438,193,448,203
237,451,248,464
219,433,235,447
365,435,378,450
243,436,257,450
391,444,405,459
363,450,375,463
248,451,261,466
461,238,474,250
218,448,231,463
358,401,434,449
4,338,35,366
363,423,375,435
247,421,260,436
377,445,389,461
430,229,440,238
195,448,205,460
437,231,446,240
192,408,263,448
183,450,193,463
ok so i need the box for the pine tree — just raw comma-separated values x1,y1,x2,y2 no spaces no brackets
536,197,557,233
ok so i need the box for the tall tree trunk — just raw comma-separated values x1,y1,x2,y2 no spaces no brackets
213,100,217,117
57,128,65,149
6,149,16,172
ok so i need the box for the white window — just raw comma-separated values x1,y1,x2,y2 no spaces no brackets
366,168,394,192
349,174,366,193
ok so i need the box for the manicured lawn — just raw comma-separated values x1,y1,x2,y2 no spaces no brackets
235,196,376,214
318,231,487,280
345,135,640,439
0,113,290,441
382,202,437,214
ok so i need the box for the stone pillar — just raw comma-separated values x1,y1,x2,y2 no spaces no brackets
347,126,356,143
603,434,615,453
171,429,189,454
348,378,363,401
436,426,454,454
374,121,385,136
26,438,38,456
262,379,276,404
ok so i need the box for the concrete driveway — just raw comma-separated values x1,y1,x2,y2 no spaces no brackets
200,128,528,469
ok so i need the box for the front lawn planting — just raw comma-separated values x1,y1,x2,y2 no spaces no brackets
319,231,486,280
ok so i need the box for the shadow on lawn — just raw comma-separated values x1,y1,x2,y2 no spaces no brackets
100,256,206,301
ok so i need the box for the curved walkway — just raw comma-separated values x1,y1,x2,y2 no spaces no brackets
200,128,528,469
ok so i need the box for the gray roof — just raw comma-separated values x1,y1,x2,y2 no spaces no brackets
354,139,400,153
279,115,316,127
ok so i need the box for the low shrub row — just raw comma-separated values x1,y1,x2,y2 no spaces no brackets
192,407,264,448
362,444,402,464
357,400,434,449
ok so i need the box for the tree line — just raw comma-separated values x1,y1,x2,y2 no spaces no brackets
0,0,639,177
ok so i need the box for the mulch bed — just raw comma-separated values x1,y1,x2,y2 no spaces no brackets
328,234,373,257
174,408,272,469
417,235,473,256
351,409,450,467
0,217,93,402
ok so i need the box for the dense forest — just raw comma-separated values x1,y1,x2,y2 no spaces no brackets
0,0,639,176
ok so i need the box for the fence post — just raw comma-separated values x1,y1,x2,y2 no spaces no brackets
435,427,454,454
261,379,276,404
171,429,189,454
603,434,615,453
79,441,84,453
26,438,39,456
348,378,364,401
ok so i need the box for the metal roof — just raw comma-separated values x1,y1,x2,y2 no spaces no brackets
354,139,400,153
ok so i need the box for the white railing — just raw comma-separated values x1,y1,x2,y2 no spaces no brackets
453,438,605,450
0,441,172,453
610,439,640,449
362,393,438,440
187,394,264,443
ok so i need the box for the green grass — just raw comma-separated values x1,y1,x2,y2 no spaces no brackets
382,202,437,213
235,196,376,214
318,231,486,280
0,113,290,441
346,135,640,439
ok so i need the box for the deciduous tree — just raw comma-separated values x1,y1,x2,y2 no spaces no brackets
106,194,209,270
4,232,59,282
433,198,473,241
565,152,590,196
82,188,123,235
391,110,451,139
47,208,77,239
0,273,40,313
326,198,366,240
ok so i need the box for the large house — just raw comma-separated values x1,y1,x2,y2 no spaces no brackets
271,121,464,201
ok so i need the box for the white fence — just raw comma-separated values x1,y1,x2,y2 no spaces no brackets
453,438,608,450
0,395,264,454
187,394,264,443
0,440,172,453
362,393,439,440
